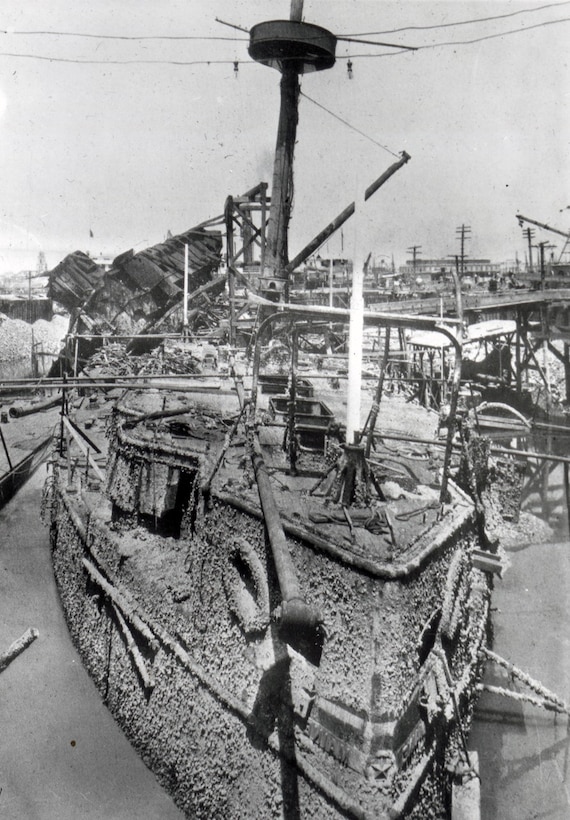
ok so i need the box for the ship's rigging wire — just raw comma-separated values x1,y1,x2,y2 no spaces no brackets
299,91,400,159
337,36,417,50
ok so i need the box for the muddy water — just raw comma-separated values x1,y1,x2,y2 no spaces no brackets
0,467,185,820
471,431,570,819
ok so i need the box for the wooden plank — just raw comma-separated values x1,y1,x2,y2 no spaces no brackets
62,416,105,482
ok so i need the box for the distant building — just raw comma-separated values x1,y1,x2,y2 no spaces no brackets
293,255,352,290
399,257,501,284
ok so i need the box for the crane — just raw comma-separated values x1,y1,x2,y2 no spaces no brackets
516,213,570,265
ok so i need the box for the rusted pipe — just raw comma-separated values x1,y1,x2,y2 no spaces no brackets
9,395,62,418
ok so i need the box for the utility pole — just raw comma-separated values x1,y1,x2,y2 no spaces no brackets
537,241,547,289
524,227,535,274
27,269,32,324
455,224,471,278
536,240,551,410
546,243,557,276
407,245,421,280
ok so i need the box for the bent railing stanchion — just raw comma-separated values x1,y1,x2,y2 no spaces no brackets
250,304,463,504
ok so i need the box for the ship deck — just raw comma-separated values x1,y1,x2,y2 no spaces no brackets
67,371,474,578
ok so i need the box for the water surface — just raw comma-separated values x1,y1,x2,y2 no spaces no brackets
471,428,570,819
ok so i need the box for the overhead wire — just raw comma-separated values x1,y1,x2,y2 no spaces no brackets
0,29,248,42
0,27,415,53
2,1,567,41
422,14,570,48
1,9,568,69
0,0,567,59
0,7,567,68
342,15,570,57
0,53,241,66
342,0,570,35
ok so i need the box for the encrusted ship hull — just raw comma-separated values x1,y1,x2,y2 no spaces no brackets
42,335,492,820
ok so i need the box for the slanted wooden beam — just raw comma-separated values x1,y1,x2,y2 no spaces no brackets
0,627,39,673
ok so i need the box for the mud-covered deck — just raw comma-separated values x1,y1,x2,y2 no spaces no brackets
101,380,474,578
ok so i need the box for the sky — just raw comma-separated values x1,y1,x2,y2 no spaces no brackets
0,0,568,275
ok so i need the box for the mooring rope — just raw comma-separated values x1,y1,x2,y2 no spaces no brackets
483,647,570,715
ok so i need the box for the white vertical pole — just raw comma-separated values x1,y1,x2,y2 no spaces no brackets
346,264,364,445
329,256,333,308
183,243,189,330
346,176,366,446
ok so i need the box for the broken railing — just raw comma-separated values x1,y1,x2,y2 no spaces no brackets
249,303,463,504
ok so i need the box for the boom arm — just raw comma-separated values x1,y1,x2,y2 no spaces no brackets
516,213,570,240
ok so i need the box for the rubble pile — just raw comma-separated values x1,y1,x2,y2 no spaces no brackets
30,315,69,355
85,344,136,377
0,313,68,362
0,315,33,362
136,348,201,375
526,341,570,413
84,344,201,378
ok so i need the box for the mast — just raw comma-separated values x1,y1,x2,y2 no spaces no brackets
248,2,337,299
264,0,303,289
265,63,299,293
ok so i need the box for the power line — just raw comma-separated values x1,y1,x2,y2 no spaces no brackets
342,0,570,36
342,16,570,57
1,27,416,52
0,52,242,66
421,14,570,49
0,15,568,66
2,1,567,44
0,29,247,42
